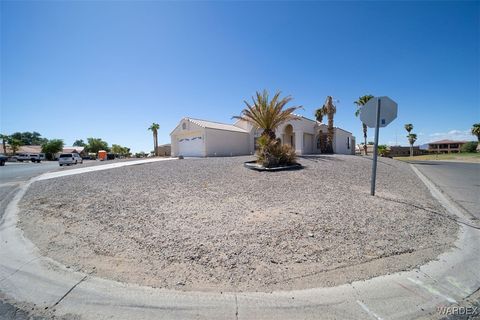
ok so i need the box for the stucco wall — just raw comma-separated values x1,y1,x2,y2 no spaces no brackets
205,129,250,156
334,128,353,155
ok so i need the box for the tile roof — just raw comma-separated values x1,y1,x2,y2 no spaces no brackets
187,118,248,133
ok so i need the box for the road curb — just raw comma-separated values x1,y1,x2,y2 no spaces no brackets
0,160,479,319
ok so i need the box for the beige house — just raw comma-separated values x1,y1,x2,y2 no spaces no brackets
170,116,355,157
428,140,467,153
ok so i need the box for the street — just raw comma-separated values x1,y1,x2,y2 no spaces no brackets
410,161,480,219
0,161,60,183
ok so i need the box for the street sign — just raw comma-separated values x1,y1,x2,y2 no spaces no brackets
360,96,398,128
360,96,398,196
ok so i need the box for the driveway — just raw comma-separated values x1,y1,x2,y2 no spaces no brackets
409,161,480,220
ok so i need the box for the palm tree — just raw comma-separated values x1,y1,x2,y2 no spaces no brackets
8,138,21,155
472,123,480,152
314,107,328,153
314,107,325,123
404,124,415,156
0,134,9,154
404,123,413,134
148,123,160,156
323,96,336,154
354,95,374,155
407,133,417,157
233,90,302,139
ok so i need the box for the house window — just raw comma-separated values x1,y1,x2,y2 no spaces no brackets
182,123,186,130
347,137,350,149
317,137,321,149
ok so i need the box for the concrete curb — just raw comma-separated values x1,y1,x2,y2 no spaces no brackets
0,161,479,319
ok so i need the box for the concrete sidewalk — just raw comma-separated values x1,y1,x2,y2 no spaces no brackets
0,159,479,319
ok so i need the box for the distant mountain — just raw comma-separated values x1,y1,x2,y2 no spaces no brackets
419,144,429,150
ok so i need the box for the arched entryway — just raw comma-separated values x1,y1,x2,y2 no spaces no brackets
282,124,295,148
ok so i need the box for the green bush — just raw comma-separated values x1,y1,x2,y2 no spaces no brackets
256,135,297,167
460,141,478,153
41,139,64,160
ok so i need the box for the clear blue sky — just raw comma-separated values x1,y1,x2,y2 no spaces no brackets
1,1,478,152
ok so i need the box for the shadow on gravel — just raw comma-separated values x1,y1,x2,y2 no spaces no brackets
407,161,442,165
298,155,344,162
377,196,480,230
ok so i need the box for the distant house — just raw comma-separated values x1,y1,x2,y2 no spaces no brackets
388,146,426,157
427,140,468,153
54,146,87,159
0,144,42,155
156,144,171,156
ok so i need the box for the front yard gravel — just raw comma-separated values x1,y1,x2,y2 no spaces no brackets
18,155,458,291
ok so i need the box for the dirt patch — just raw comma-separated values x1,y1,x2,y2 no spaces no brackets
18,156,459,292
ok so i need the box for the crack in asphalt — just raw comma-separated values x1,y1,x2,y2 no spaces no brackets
0,257,40,283
234,293,238,320
51,275,88,309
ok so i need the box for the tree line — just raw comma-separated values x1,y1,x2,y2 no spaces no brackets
0,132,131,160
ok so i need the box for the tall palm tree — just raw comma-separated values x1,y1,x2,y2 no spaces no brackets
323,96,336,154
233,90,302,140
472,123,480,152
314,108,327,152
148,123,160,156
407,133,417,157
354,95,374,155
0,134,9,155
404,123,413,134
314,107,325,123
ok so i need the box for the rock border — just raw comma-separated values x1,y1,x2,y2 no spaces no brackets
243,160,303,171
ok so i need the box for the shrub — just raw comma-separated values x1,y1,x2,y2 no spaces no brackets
256,135,297,167
377,144,389,157
460,141,478,153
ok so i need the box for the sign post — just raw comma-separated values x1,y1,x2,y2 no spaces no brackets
370,99,381,196
360,96,398,196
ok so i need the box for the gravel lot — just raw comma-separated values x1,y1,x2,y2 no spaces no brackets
18,155,458,292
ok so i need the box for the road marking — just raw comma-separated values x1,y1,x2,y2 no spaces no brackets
407,277,457,303
356,300,384,320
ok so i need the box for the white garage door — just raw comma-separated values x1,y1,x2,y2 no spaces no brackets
178,135,204,157
303,133,313,154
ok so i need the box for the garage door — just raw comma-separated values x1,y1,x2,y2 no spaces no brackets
178,135,204,157
303,133,313,154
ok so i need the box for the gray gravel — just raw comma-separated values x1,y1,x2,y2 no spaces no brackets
18,155,458,291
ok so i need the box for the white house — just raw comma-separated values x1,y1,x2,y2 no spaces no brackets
170,116,355,157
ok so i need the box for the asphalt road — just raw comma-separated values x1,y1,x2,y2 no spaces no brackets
0,161,60,183
411,161,480,219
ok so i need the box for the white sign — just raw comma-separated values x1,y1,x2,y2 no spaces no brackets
360,96,398,128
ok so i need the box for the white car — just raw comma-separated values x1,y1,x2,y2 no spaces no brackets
58,153,83,166
16,153,45,163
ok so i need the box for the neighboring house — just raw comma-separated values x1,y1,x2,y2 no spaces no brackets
156,144,171,156
427,140,468,153
388,146,426,157
54,147,86,159
0,144,42,154
170,116,355,157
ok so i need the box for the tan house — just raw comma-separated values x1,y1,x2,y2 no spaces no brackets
156,144,171,156
170,116,355,157
428,140,467,153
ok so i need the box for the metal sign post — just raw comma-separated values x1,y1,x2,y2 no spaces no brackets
371,98,381,196
360,96,398,196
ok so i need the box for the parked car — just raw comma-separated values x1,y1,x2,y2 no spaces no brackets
16,153,45,163
58,153,83,166
0,155,7,166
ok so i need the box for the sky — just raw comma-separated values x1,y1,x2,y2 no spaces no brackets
1,1,479,153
